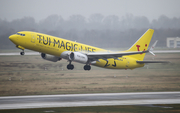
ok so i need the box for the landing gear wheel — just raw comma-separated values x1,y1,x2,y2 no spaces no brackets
67,64,74,70
84,65,91,71
20,51,25,55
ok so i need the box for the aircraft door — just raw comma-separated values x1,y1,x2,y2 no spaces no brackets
31,33,36,43
126,57,130,67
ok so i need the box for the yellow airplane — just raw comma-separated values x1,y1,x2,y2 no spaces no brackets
9,29,166,70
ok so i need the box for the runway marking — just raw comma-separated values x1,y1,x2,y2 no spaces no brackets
0,99,180,109
1,92,180,110
0,52,39,56
0,91,180,99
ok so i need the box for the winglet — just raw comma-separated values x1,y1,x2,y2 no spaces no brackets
149,40,158,56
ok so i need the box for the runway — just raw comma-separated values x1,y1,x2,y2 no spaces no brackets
153,50,180,53
0,92,180,110
0,52,39,56
0,50,180,56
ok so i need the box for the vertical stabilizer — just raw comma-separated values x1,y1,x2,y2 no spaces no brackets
127,29,154,60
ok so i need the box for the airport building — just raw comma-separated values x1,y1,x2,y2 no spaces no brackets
167,37,180,48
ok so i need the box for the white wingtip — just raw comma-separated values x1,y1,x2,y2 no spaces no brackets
149,40,158,56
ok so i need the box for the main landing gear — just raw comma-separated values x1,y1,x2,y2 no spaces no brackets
67,64,74,70
84,65,91,71
66,63,91,71
67,62,74,70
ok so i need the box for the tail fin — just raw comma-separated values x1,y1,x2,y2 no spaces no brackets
127,29,154,60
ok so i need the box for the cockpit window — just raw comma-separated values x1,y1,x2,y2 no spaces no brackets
17,33,25,36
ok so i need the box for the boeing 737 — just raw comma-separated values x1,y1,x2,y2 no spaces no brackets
9,29,167,70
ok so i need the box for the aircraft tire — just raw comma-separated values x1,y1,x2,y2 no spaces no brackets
67,64,74,70
84,65,91,71
20,52,25,55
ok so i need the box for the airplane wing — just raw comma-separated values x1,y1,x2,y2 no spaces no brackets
87,50,148,61
86,49,169,64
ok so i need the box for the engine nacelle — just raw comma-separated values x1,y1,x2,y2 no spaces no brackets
41,53,62,62
69,52,88,64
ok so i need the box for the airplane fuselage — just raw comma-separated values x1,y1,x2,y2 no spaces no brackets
9,31,150,70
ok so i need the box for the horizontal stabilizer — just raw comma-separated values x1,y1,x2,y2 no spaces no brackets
137,61,169,64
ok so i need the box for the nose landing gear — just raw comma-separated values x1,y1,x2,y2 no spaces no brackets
20,51,25,55
16,45,25,56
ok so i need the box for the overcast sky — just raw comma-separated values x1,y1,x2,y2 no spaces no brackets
1,0,180,22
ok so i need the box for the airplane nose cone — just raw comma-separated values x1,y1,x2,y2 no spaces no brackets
9,35,16,42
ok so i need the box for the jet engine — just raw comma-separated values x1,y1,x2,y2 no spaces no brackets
41,53,62,62
69,52,88,64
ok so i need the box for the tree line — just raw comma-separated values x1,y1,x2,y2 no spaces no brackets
1,14,180,49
